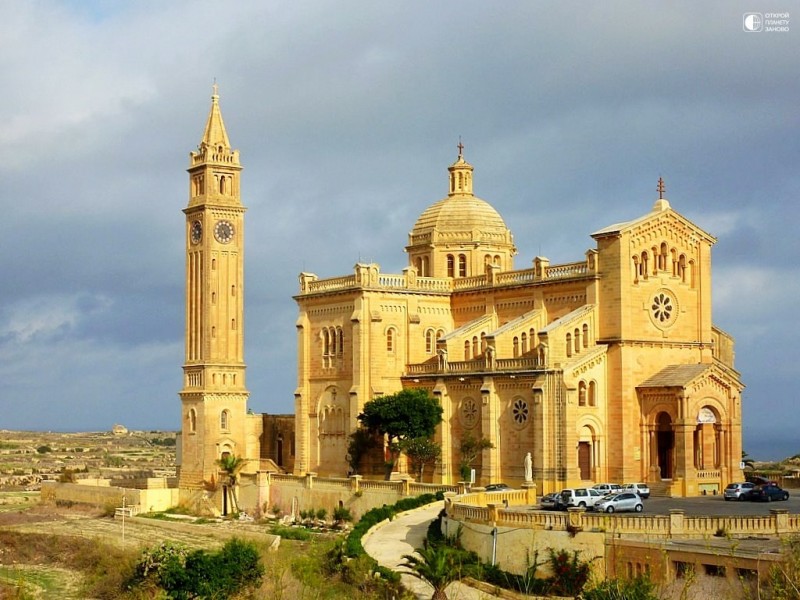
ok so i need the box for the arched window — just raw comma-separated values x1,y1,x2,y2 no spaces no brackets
574,328,581,354
578,381,587,406
436,328,445,341
425,329,435,354
231,318,236,330
330,328,337,355
566,333,572,357
582,323,589,348
513,336,520,358
322,329,330,356
671,248,678,276
480,332,487,353
231,284,236,296
212,292,216,304
529,328,536,346
464,340,471,360
588,381,597,406
337,328,344,355
219,175,226,195
521,332,528,353
494,255,501,265
188,409,197,433
458,254,467,277
659,242,668,271
421,256,429,277
386,327,396,353
220,409,230,431
212,258,217,270
447,255,455,278
640,252,648,279
472,336,479,357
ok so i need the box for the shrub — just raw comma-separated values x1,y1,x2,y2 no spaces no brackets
333,506,353,523
129,538,263,598
315,508,327,521
36,445,52,454
547,549,590,597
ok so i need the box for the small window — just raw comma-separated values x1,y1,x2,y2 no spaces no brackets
513,336,519,358
566,333,572,357
674,562,694,578
386,327,396,353
578,381,587,406
521,332,528,353
464,340,471,360
220,409,230,431
704,564,726,577
188,409,197,433
447,255,455,278
582,324,589,348
458,254,467,277
425,329,434,354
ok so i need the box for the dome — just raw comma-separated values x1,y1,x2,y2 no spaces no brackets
411,194,510,238
405,148,516,278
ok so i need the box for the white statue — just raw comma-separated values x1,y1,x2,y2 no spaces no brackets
524,451,532,482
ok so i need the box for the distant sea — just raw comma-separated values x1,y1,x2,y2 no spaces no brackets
744,431,797,463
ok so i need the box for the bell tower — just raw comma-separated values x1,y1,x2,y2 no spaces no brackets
179,85,249,490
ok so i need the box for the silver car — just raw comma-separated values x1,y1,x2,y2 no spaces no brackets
724,481,755,501
594,491,644,513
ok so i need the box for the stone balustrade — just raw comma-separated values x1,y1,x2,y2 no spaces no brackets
445,496,800,539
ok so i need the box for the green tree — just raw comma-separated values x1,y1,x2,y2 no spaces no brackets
346,428,378,475
358,389,443,478
402,541,461,600
402,436,442,481
742,450,755,470
458,434,494,481
216,454,248,515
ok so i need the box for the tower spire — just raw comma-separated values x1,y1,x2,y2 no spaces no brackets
200,82,231,150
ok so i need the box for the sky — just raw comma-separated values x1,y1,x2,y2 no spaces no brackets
0,1,797,461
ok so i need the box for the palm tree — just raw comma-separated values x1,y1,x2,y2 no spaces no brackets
216,454,247,515
401,542,461,600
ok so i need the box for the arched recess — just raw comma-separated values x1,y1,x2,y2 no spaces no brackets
655,411,674,480
692,402,723,471
576,417,603,482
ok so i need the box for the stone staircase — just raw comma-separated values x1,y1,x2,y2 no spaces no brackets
648,480,671,498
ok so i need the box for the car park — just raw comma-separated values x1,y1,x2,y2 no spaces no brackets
592,483,623,495
624,483,650,499
724,481,755,501
560,487,606,509
594,491,644,513
485,483,511,492
749,484,789,502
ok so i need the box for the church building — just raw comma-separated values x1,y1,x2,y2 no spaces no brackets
179,90,744,499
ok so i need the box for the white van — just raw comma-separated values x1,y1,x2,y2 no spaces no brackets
559,487,605,509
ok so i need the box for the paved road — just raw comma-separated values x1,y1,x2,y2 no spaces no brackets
362,501,490,600
528,493,800,516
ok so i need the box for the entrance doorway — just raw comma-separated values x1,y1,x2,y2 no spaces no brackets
656,412,674,479
578,442,592,480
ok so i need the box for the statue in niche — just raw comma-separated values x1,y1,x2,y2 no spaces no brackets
524,452,533,483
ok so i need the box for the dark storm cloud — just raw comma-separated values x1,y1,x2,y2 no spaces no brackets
0,1,797,459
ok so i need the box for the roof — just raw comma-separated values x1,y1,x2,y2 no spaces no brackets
637,364,711,388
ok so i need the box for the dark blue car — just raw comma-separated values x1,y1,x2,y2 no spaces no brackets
749,484,789,502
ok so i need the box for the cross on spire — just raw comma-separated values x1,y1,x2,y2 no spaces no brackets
657,177,666,199
212,79,219,97
457,137,464,157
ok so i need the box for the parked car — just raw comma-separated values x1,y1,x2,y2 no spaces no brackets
560,487,606,509
539,492,560,510
724,481,755,501
485,483,511,492
592,483,623,495
623,483,650,499
749,484,789,502
594,491,644,513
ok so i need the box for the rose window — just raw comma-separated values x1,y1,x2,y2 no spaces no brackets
651,293,674,323
512,398,529,428
461,398,478,429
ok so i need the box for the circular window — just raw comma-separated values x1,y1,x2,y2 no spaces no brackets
649,289,678,329
460,398,479,429
512,397,529,429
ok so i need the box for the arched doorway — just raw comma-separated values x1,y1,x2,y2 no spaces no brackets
656,412,674,479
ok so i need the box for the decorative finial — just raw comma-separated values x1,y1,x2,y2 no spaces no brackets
457,136,464,157
657,177,666,200
212,78,219,98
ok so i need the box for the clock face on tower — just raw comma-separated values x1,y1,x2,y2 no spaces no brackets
214,220,234,244
190,220,203,244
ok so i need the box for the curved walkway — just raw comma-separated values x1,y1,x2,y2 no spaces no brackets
362,501,491,599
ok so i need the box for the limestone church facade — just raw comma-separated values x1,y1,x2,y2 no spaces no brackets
178,90,744,499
